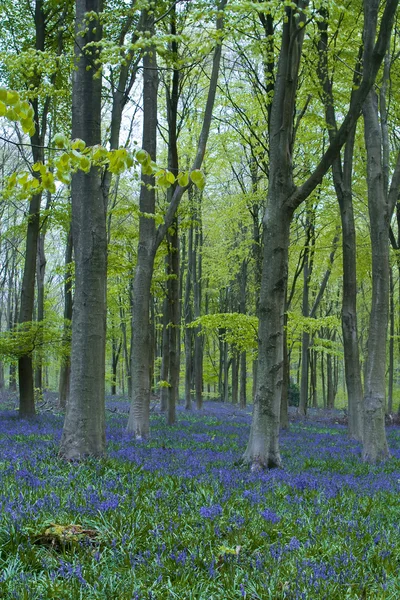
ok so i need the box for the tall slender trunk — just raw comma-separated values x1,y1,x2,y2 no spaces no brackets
59,0,106,459
243,205,292,467
18,0,49,417
193,203,203,409
184,225,194,409
58,226,73,409
298,215,312,416
127,0,228,432
160,294,170,412
388,266,394,414
327,352,335,409
280,317,289,429
127,14,158,436
361,89,392,463
35,191,52,393
166,220,180,424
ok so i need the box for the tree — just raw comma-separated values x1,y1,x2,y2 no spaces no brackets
127,0,228,437
243,0,399,469
361,16,400,461
59,0,106,459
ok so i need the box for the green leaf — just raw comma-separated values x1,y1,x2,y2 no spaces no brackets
190,169,206,190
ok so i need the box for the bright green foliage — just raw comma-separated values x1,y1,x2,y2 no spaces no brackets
189,312,258,355
0,318,70,362
0,88,35,135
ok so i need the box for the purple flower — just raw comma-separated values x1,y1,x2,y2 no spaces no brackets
260,508,280,524
199,504,223,520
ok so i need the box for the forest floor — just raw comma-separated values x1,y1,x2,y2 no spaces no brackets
1,390,400,599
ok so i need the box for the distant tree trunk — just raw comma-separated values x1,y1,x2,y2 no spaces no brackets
127,13,158,437
218,332,224,400
59,0,106,459
311,350,318,408
165,7,181,425
280,322,289,429
58,226,73,409
167,219,180,424
327,353,335,409
111,335,121,395
193,204,203,409
240,351,247,408
6,249,18,392
231,351,238,404
223,341,229,403
239,254,247,409
298,213,313,417
160,294,170,412
184,225,194,410
388,266,394,414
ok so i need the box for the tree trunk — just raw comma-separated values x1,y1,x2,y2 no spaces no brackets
327,353,335,409
126,0,227,432
317,13,364,439
311,350,318,408
280,322,289,429
361,88,391,463
58,226,73,409
59,0,106,459
193,205,203,409
388,266,394,414
127,15,158,436
240,351,247,409
184,226,194,410
167,220,180,425
17,0,49,417
160,294,170,412
298,223,311,417
243,205,292,468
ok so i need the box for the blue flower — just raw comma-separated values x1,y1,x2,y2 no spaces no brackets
260,508,280,524
199,504,223,520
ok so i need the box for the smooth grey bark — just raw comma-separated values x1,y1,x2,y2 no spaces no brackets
58,226,73,410
59,0,106,459
126,15,158,437
361,0,400,463
280,316,289,429
18,0,48,417
34,191,52,393
184,223,194,409
232,351,239,404
388,267,394,414
193,205,203,409
34,224,46,392
160,294,170,412
239,256,247,409
166,219,180,424
361,89,396,462
164,13,181,424
243,0,398,469
317,12,364,439
327,351,335,409
310,349,317,408
298,210,314,417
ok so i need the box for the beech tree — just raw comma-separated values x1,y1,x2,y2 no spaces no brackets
59,0,106,459
242,0,398,469
127,0,228,438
